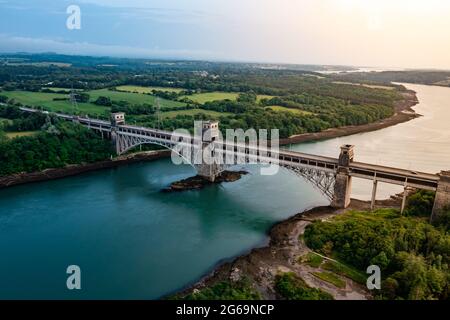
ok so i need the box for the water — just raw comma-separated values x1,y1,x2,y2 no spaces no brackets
0,161,328,299
0,83,449,299
316,67,405,74
289,83,450,199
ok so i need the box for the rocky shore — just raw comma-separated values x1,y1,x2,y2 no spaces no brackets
162,170,248,192
175,196,404,300
280,89,419,145
0,150,171,189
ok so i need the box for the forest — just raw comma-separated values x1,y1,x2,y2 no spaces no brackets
0,110,112,176
1,54,447,301
332,70,450,87
304,191,450,300
0,53,407,173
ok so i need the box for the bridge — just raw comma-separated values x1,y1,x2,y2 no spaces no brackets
20,107,450,221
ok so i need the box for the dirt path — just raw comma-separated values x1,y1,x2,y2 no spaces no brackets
178,198,403,300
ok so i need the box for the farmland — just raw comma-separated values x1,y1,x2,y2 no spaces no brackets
116,85,184,94
42,87,81,92
88,89,186,109
1,89,186,117
5,131,38,139
256,94,275,102
1,91,108,116
267,105,313,115
182,92,240,104
160,108,231,118
0,54,406,139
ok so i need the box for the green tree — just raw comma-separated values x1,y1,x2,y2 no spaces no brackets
274,272,333,300
94,96,112,106
404,190,435,217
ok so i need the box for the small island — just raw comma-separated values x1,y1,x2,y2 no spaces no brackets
162,170,248,192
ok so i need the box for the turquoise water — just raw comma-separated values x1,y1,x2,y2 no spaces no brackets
1,83,449,299
0,161,327,299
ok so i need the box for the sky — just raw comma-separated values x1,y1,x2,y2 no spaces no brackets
1,0,450,69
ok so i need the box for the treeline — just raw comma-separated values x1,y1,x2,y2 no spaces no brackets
0,121,113,176
172,279,261,300
0,55,403,109
111,102,155,115
333,71,450,87
304,191,450,300
274,272,333,300
132,95,394,138
0,54,404,139
0,105,48,131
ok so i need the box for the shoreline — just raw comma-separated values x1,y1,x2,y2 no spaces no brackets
174,197,403,300
0,89,419,189
0,150,171,189
280,89,419,145
0,87,422,299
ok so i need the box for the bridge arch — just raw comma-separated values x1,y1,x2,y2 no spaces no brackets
283,165,336,201
115,136,198,172
117,133,337,198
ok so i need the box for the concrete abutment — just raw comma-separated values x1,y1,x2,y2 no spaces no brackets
431,171,450,222
331,145,354,209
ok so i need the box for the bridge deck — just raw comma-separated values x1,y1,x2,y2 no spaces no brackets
351,162,439,181
18,107,440,190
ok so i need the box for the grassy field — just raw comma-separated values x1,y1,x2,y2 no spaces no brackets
89,89,185,109
266,105,313,115
0,118,13,125
322,260,367,284
332,81,395,90
299,252,324,268
6,131,39,138
42,87,81,92
256,94,275,102
2,90,186,116
181,92,240,104
116,85,184,94
119,88,273,104
1,91,109,116
312,272,346,288
161,108,230,118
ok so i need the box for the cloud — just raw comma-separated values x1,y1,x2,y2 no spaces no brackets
1,0,450,69
0,34,215,59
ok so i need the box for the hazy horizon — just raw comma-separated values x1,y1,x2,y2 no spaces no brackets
1,0,450,70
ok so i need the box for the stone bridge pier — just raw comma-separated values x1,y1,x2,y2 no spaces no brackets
331,145,354,209
195,121,222,182
431,171,450,222
111,112,126,155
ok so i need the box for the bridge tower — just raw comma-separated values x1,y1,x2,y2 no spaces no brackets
111,112,125,126
331,145,354,209
110,112,126,154
196,120,221,182
431,171,450,222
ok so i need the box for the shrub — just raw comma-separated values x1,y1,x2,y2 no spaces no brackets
404,190,435,217
275,272,333,300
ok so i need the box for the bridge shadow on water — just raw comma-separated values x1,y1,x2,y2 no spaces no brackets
106,160,326,242
0,159,327,237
